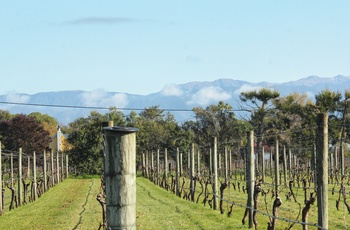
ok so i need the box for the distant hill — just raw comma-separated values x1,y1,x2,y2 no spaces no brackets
1,75,350,124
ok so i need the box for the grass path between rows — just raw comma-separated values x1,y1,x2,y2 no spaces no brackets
136,177,249,230
1,178,102,230
1,177,255,229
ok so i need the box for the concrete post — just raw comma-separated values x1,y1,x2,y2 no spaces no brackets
103,126,138,230
316,113,328,229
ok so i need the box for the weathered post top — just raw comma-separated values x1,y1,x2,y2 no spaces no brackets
103,126,139,133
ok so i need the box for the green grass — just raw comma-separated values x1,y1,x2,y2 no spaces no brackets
0,178,102,230
0,175,348,229
136,177,250,229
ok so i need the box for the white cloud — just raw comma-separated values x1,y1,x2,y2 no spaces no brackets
161,84,183,96
187,87,231,106
81,89,128,108
5,92,30,103
233,84,264,95
305,91,315,100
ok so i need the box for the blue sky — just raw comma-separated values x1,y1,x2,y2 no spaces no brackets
1,1,350,96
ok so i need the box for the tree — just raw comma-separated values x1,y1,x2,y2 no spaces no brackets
66,110,126,175
133,106,178,153
0,114,51,153
274,93,316,160
191,101,250,161
0,110,12,121
28,112,59,136
240,88,280,181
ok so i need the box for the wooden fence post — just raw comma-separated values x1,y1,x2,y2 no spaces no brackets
274,137,279,197
18,148,23,206
283,146,287,186
0,142,2,215
312,144,317,190
51,150,55,186
176,148,180,196
145,151,149,178
180,152,183,177
190,143,195,202
43,151,47,192
224,147,228,181
11,152,14,187
27,156,30,179
56,151,60,183
341,143,345,176
209,148,212,176
151,151,154,182
33,151,37,201
270,147,273,178
187,150,190,172
197,150,200,175
142,153,145,177
246,131,255,228
213,137,218,210
316,113,328,229
156,149,160,185
334,147,338,172
61,152,64,180
288,149,292,175
103,126,138,230
229,149,232,178
262,145,265,182
65,154,69,179
164,148,168,187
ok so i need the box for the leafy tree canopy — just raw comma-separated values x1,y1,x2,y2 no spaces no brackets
0,114,51,153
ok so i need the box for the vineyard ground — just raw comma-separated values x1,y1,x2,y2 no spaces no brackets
0,176,348,229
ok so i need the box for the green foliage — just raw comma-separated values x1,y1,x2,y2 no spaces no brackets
0,109,13,120
131,106,180,153
66,109,125,175
28,112,59,136
67,112,104,174
0,114,51,153
191,101,250,160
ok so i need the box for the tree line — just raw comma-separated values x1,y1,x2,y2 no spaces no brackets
0,88,349,174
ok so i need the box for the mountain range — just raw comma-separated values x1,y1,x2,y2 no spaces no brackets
1,75,350,124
